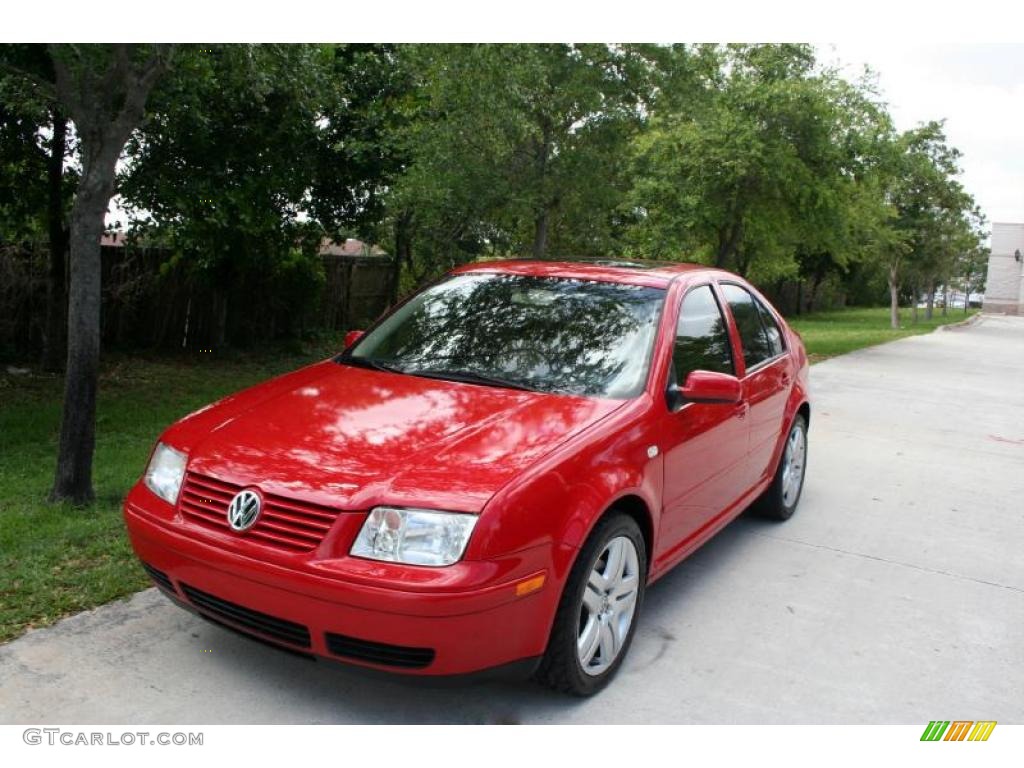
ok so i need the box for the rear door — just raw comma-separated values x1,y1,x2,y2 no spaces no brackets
719,282,792,485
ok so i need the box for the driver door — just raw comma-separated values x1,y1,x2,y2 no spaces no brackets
657,284,750,561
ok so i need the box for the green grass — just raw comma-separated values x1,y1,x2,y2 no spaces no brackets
0,306,977,643
0,337,346,642
788,306,978,363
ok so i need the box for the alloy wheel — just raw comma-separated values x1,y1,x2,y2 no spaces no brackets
781,423,807,507
576,535,640,676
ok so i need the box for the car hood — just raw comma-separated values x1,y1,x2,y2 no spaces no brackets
169,360,623,512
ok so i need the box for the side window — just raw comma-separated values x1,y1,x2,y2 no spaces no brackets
720,283,776,370
755,299,785,358
671,285,734,388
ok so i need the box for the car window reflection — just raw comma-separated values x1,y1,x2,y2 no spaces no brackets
671,285,735,386
347,274,666,398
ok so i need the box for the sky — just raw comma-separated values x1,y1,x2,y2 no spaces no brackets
823,43,1024,231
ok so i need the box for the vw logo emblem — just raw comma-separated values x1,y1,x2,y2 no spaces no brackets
227,489,262,532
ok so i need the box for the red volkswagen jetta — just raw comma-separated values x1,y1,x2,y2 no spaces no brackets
124,259,810,695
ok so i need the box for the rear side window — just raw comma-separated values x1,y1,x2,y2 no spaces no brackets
671,284,734,386
720,283,782,370
755,300,785,358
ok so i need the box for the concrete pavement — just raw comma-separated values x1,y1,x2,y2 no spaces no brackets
2,314,1022,723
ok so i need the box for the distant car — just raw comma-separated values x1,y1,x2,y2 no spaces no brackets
124,259,811,695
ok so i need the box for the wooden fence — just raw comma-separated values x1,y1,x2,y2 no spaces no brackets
0,243,398,360
320,253,399,332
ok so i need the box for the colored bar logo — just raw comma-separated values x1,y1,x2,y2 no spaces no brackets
920,721,997,741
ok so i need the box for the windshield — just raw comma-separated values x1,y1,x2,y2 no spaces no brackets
342,273,666,398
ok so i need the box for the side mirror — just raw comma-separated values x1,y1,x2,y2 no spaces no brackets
344,329,365,349
679,370,742,404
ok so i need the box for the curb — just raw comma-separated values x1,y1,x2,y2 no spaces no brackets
939,313,983,332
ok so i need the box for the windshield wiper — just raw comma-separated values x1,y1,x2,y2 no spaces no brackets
340,357,546,393
408,368,540,393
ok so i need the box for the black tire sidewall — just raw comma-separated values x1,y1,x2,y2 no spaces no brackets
542,513,647,696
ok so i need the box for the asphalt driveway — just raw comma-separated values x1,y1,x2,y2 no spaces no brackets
2,314,1022,724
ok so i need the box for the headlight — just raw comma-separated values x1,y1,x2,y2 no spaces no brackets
144,442,188,505
351,507,478,567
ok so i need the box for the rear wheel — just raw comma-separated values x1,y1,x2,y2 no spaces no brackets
535,513,646,696
758,414,808,521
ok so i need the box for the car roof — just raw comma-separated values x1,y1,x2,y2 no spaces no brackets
450,258,728,288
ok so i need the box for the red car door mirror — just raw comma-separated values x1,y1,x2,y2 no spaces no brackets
679,370,742,404
344,329,365,349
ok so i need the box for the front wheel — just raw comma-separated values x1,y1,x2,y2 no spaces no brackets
535,513,646,696
757,413,808,521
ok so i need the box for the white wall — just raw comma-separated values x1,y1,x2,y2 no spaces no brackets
984,222,1024,314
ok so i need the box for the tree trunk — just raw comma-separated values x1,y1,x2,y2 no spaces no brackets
911,285,919,323
392,210,412,304
807,272,824,313
888,265,900,330
735,249,752,277
51,168,112,504
925,278,935,320
212,289,228,348
48,43,173,504
530,124,552,261
715,220,743,268
532,208,549,260
388,254,402,306
42,112,69,373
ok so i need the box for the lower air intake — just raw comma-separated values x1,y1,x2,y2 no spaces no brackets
180,583,311,649
141,561,175,594
325,631,435,669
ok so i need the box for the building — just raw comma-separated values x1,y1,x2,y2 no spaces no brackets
983,222,1024,315
100,231,389,259
318,237,389,258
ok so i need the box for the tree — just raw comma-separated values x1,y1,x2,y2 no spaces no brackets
0,44,76,370
956,243,988,313
2,44,175,504
386,44,653,282
120,45,337,347
879,122,980,329
120,45,406,344
791,75,897,313
308,44,412,244
919,205,983,319
307,44,413,305
628,44,890,287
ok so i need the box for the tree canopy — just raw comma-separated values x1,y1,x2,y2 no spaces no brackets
2,42,986,328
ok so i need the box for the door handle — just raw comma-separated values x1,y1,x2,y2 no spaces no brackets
734,401,749,419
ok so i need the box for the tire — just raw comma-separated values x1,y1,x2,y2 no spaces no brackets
535,513,647,696
757,413,808,521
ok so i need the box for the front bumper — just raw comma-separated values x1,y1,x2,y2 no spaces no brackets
124,485,561,676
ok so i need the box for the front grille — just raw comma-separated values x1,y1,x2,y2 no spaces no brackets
179,472,340,552
141,561,175,594
181,583,311,648
325,631,435,669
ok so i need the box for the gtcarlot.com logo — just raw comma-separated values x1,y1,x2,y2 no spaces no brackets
920,721,997,742
23,729,203,746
